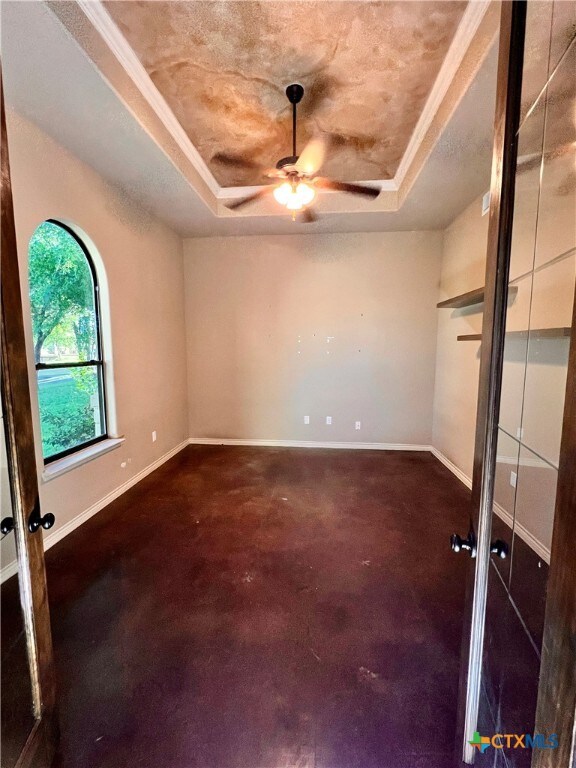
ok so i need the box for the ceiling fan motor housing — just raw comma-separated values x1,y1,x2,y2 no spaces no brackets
276,155,300,170
285,83,304,104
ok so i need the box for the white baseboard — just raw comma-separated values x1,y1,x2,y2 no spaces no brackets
429,447,473,489
429,447,550,564
492,501,551,564
1,439,550,584
0,439,188,584
0,559,19,583
188,437,432,451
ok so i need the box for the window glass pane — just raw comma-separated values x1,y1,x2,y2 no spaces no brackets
37,365,105,459
29,221,98,364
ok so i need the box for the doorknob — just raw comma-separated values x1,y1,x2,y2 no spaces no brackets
450,531,476,558
1,517,14,535
28,500,55,534
28,511,55,533
490,539,509,559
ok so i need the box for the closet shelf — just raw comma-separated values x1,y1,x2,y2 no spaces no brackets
437,285,518,309
457,327,572,342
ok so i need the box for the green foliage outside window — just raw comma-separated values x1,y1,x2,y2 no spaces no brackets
29,221,105,459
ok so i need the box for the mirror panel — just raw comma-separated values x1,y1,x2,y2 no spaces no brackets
492,428,519,583
511,85,546,281
499,272,532,442
509,443,555,652
519,1,554,123
520,256,575,467
533,39,576,271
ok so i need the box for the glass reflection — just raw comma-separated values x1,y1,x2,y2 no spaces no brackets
1,415,35,768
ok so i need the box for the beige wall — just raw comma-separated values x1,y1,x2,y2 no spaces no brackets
432,195,489,478
2,110,188,578
184,231,442,445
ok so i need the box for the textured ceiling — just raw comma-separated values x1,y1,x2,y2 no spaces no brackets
105,1,468,187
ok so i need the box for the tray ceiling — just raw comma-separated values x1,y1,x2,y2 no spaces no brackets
104,1,468,187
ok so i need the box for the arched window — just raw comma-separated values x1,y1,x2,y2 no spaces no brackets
28,220,107,462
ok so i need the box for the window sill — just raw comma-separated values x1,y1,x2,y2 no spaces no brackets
42,438,124,482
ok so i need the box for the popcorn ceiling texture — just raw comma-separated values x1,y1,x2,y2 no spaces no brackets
104,1,467,187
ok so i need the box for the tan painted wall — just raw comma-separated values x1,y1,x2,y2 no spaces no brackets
3,110,188,571
432,194,489,478
184,232,442,445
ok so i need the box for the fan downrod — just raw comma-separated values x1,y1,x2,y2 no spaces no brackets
280,83,305,168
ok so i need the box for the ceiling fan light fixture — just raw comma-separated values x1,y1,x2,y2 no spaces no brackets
286,195,303,211
273,180,316,211
296,181,316,206
273,182,293,205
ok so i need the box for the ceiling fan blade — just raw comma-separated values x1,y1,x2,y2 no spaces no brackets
295,135,327,176
212,152,261,170
516,152,541,173
298,207,318,224
315,178,380,199
517,142,575,174
264,167,286,179
225,187,274,211
301,75,340,116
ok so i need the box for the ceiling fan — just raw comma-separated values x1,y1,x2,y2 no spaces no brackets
215,83,381,222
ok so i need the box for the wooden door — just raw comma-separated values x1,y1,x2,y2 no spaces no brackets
1,67,59,767
455,2,576,765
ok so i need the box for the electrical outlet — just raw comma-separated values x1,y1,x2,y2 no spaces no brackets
482,191,491,216
121,461,127,469
355,421,361,430
152,431,157,443
304,415,310,425
510,471,517,488
326,416,332,425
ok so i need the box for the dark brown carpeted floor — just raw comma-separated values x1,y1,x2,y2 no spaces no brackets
46,446,471,768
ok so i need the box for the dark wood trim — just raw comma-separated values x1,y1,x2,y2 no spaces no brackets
457,327,571,342
532,283,576,766
455,3,527,762
1,66,58,765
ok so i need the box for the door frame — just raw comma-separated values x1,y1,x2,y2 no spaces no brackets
1,67,59,767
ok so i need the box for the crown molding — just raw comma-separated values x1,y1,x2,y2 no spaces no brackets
76,0,220,197
394,0,493,188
